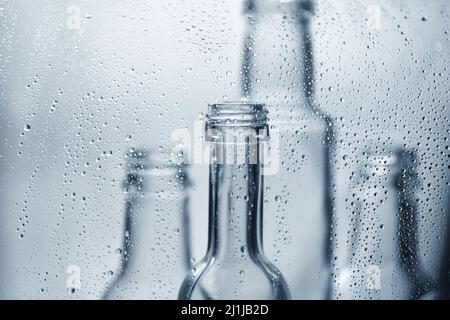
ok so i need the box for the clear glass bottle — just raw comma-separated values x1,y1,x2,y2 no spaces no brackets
103,148,190,299
178,101,290,300
397,149,435,299
241,0,333,299
333,148,414,299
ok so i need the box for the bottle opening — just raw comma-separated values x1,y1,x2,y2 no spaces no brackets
206,101,268,128
203,101,278,169
360,147,400,177
124,147,185,176
205,101,269,144
244,0,313,17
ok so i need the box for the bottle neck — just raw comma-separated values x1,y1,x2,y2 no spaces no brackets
242,0,315,106
206,128,265,263
121,168,187,273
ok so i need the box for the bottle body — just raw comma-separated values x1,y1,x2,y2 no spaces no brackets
178,102,290,300
104,149,189,299
243,0,332,298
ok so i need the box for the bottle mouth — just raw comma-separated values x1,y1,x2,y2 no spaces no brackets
360,148,400,177
125,148,185,172
244,0,314,17
364,154,398,167
206,101,268,128
123,148,189,191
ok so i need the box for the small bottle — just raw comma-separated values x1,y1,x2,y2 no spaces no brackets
397,149,435,299
103,148,190,299
241,0,333,299
333,148,420,299
178,101,290,300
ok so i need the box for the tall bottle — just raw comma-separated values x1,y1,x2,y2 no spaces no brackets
241,0,333,298
103,148,191,299
178,101,290,300
333,148,425,299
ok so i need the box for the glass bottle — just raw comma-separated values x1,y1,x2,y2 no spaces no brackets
178,101,290,300
103,148,190,299
397,149,435,299
241,0,333,299
333,148,415,299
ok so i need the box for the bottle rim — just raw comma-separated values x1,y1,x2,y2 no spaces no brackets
206,100,268,128
244,0,314,18
124,147,185,171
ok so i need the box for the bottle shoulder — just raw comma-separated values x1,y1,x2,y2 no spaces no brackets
179,255,290,300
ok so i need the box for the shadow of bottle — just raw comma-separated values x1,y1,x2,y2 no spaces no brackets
241,0,335,299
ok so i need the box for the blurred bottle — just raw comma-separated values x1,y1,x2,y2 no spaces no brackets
439,197,450,300
333,147,433,299
178,101,290,300
397,149,435,299
241,0,333,298
103,148,191,299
